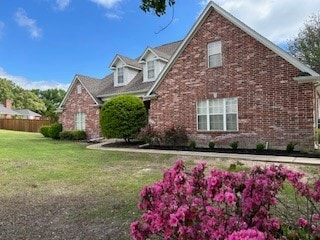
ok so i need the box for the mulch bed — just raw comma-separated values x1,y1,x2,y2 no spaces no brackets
103,141,320,159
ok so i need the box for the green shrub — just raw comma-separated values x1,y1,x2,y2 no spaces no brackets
256,143,265,151
100,95,147,142
208,141,215,150
164,126,188,146
188,140,196,150
137,126,162,145
60,130,86,140
229,141,239,150
286,142,295,153
49,123,62,139
40,125,51,138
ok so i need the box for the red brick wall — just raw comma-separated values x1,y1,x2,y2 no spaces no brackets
149,9,315,150
59,79,101,139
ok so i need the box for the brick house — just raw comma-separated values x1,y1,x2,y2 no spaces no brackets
57,42,181,139
146,2,320,150
58,1,320,150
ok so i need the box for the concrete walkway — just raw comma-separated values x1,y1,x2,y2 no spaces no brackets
87,141,320,165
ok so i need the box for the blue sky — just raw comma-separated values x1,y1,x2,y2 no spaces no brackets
0,0,319,90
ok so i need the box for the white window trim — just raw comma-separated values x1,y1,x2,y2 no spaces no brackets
117,67,124,85
75,112,86,131
77,84,82,94
147,60,155,80
196,98,238,131
208,41,222,68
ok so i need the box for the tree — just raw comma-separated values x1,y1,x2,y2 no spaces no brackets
31,88,66,121
140,0,175,16
100,95,147,142
0,78,46,114
288,13,320,71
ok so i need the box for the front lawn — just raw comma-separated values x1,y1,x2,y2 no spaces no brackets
0,130,317,239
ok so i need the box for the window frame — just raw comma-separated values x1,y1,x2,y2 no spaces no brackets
147,60,155,80
75,112,86,131
196,98,238,132
207,41,222,68
117,67,124,85
76,84,82,94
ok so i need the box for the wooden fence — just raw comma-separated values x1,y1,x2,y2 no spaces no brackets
0,119,53,133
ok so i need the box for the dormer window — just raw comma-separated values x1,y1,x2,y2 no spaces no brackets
117,67,124,84
208,41,222,68
147,61,155,79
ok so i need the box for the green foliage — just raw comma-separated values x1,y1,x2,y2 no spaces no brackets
48,123,62,139
164,126,188,146
288,13,320,69
31,88,66,121
140,0,175,16
208,141,215,150
100,95,147,142
0,78,46,114
40,125,51,138
188,140,196,150
286,142,295,153
229,141,239,150
137,126,162,145
256,143,265,151
60,130,86,141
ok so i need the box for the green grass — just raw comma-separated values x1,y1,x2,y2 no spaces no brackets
0,130,318,239
0,130,180,239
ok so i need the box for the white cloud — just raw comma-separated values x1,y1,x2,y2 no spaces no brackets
56,0,71,11
105,11,122,20
199,0,320,44
0,21,4,38
0,67,69,90
14,8,42,39
89,0,122,9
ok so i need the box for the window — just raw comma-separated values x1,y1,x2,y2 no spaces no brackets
76,84,82,94
75,112,85,131
117,67,124,84
208,41,222,68
147,60,155,79
197,98,238,131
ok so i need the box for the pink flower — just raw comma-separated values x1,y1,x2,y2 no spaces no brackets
227,229,265,240
169,214,179,227
225,191,236,205
298,217,308,228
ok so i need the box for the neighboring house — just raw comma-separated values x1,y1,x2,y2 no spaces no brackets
58,1,320,150
0,104,21,119
57,41,182,139
0,100,42,120
14,109,42,120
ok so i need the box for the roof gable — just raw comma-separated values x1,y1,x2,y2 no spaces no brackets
58,75,101,109
138,47,170,63
109,54,142,70
147,1,319,95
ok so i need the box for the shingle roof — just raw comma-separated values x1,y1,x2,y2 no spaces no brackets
0,104,21,115
76,74,102,104
96,40,182,98
61,40,182,104
14,109,41,117
118,55,143,70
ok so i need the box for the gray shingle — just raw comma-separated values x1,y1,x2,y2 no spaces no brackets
75,40,182,100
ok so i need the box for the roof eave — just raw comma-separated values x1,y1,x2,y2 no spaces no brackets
293,76,320,84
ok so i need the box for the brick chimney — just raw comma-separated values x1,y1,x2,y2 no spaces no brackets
4,99,12,109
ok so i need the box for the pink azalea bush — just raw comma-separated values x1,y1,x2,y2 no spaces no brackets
130,160,320,240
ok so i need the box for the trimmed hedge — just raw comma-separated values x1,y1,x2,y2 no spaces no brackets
40,125,51,138
48,123,63,139
60,130,86,140
100,95,147,142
